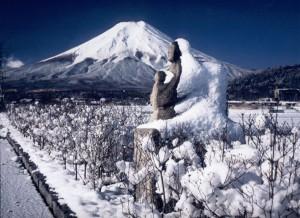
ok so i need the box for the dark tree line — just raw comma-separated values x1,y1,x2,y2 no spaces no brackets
228,64,300,100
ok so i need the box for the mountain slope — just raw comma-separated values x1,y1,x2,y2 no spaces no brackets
228,64,300,100
6,21,253,93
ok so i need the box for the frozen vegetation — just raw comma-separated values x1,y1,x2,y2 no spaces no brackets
1,104,153,217
1,102,299,217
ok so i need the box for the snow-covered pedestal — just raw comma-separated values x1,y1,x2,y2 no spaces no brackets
133,128,160,203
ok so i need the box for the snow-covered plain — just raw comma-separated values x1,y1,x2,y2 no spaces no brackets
229,107,300,126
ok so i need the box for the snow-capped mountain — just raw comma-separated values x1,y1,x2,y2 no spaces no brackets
6,21,252,92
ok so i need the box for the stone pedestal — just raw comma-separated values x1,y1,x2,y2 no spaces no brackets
133,128,160,203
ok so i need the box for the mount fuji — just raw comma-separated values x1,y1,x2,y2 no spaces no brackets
6,21,253,94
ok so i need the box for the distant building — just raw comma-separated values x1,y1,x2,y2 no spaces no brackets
274,88,300,101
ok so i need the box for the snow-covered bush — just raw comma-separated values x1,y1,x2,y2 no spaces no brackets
7,101,148,190
119,113,300,217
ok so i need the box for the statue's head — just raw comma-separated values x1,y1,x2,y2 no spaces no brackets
168,41,182,62
155,71,166,83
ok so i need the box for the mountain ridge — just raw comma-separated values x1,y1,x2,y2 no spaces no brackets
228,64,300,100
6,21,253,94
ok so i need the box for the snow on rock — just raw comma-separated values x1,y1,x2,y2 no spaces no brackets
140,38,244,143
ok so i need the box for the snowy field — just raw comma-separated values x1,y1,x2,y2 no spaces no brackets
0,139,53,218
229,107,300,126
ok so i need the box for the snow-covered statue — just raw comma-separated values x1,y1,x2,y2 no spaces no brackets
144,38,245,143
150,41,182,120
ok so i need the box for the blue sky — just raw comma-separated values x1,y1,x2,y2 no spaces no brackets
1,0,299,69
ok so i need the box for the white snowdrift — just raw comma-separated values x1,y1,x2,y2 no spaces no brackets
140,38,244,143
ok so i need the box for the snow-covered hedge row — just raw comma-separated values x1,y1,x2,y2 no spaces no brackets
7,101,148,190
6,102,300,217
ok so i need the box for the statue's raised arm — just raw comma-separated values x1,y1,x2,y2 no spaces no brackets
165,41,182,98
150,41,182,120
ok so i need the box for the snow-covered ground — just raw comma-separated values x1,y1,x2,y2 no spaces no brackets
0,139,53,218
229,107,300,126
